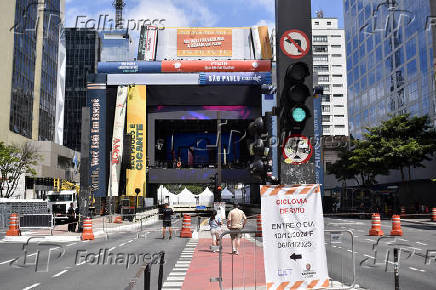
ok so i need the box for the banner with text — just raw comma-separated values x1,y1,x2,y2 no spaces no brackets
177,28,232,57
260,184,328,289
126,85,147,197
109,86,128,197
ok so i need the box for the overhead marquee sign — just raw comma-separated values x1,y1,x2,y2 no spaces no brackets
199,72,272,85
260,184,328,289
177,28,233,57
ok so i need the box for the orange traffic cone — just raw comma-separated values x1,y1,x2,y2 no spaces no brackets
113,216,123,224
369,213,384,236
390,215,403,236
6,213,21,236
400,207,406,218
432,208,436,222
81,217,94,240
255,214,262,237
180,214,192,238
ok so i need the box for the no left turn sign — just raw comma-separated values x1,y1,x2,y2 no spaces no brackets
280,29,310,59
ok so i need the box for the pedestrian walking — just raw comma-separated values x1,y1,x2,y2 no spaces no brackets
209,210,222,252
227,203,247,255
161,203,174,239
67,203,75,232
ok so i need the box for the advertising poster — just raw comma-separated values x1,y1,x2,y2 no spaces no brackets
87,82,107,198
137,26,158,61
199,72,272,85
177,28,232,57
260,184,328,289
126,85,147,197
161,60,271,72
109,86,128,197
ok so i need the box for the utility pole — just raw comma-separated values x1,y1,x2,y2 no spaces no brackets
217,111,222,201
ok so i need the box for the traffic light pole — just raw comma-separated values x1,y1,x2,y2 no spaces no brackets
217,111,222,202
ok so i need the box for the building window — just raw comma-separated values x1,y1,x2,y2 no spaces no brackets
315,21,319,25
327,21,332,25
333,94,344,97
330,35,341,38
322,105,331,112
313,45,328,53
332,64,342,67
314,55,328,62
320,84,330,93
314,65,329,72
318,75,329,82
334,115,345,118
322,115,331,122
313,35,328,42
332,74,343,78
335,125,345,128
333,84,343,87
334,105,345,108
322,125,331,134
332,54,342,57
331,44,341,48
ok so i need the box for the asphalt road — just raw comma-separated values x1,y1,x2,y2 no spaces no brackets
324,217,436,290
0,217,187,290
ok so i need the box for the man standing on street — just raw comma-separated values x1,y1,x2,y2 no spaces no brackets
162,203,174,239
67,203,76,232
227,203,247,255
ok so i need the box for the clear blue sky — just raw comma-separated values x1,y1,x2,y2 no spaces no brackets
65,0,344,29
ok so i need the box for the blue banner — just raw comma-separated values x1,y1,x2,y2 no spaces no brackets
87,79,107,197
313,96,324,195
98,61,161,74
199,72,272,85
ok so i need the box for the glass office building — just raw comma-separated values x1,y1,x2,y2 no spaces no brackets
64,28,101,151
344,0,436,138
9,0,38,138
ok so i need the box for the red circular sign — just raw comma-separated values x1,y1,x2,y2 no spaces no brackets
280,29,310,59
282,134,313,165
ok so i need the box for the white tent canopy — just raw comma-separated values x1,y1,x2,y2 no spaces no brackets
177,187,197,204
220,187,233,201
198,187,214,205
157,185,177,205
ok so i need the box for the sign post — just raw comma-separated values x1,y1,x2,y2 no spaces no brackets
260,184,329,289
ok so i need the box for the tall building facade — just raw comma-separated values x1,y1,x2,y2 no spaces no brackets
64,28,101,151
344,0,436,138
312,17,349,136
100,30,132,62
0,0,80,199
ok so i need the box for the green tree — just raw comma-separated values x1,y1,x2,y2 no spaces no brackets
327,146,360,186
0,142,40,198
364,114,436,182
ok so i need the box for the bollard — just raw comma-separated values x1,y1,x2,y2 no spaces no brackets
180,214,192,238
369,213,384,236
394,248,400,290
432,208,436,222
81,217,94,240
6,213,21,236
144,263,151,290
390,215,403,236
158,252,165,290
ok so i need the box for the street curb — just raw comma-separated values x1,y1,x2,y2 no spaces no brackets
401,219,436,226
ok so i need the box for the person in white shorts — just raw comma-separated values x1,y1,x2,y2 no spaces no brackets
209,209,222,252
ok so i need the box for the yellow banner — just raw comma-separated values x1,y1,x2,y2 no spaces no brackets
126,85,146,197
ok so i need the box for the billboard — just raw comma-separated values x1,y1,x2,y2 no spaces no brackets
126,85,147,197
177,28,232,57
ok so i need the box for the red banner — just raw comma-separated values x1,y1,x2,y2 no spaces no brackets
161,60,271,72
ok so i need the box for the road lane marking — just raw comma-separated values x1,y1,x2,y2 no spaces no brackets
365,239,375,242
416,242,427,246
419,269,426,272
399,238,408,242
66,242,77,247
409,267,418,271
109,247,116,251
22,283,40,290
52,269,68,277
0,258,14,265
119,242,127,247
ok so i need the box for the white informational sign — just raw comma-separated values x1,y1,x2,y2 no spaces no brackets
108,86,128,197
213,202,226,220
260,184,329,289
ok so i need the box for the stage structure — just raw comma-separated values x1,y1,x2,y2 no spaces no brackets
85,26,274,211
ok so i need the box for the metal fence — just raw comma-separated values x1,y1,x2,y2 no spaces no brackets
0,204,11,229
210,229,356,290
19,214,54,235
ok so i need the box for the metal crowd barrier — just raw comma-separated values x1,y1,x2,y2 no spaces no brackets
19,214,54,235
211,229,356,290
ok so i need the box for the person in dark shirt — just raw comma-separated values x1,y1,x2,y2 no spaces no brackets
161,203,174,239
67,203,75,232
